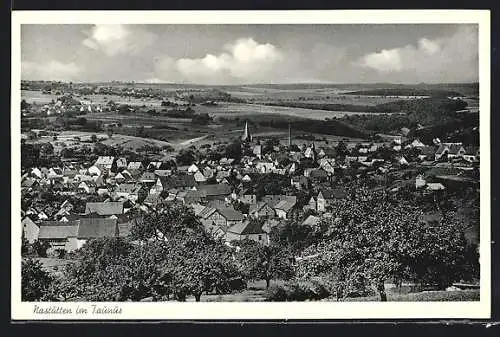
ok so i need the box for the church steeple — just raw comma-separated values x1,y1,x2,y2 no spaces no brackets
242,121,252,142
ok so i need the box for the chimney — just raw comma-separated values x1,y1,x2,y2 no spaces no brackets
288,122,292,147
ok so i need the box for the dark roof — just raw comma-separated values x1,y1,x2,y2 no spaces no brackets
85,202,124,216
217,207,244,221
420,146,437,156
198,184,232,196
318,188,346,199
38,222,79,239
310,168,329,178
77,218,118,239
159,175,196,189
228,220,265,235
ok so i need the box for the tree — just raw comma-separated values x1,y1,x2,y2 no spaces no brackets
236,240,294,289
107,128,113,139
335,140,348,156
301,191,475,301
91,134,98,143
22,259,52,301
225,139,242,161
176,149,196,166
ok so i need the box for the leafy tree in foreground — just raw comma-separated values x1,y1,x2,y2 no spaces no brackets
22,259,52,301
297,191,475,301
236,240,295,289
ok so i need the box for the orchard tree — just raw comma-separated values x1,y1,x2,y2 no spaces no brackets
236,240,295,289
301,193,476,301
22,259,52,301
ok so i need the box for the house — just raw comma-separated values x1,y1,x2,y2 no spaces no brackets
304,197,317,212
319,158,335,174
273,196,297,220
198,207,228,231
194,171,207,183
415,174,427,189
309,168,329,182
115,183,142,202
127,162,145,175
156,175,196,192
435,144,450,161
85,201,124,216
317,188,346,212
447,144,466,159
418,146,437,161
94,156,115,170
225,220,269,245
241,174,252,183
426,182,446,191
291,176,308,190
240,194,257,204
215,170,231,183
76,218,118,249
22,216,39,244
116,157,128,170
217,207,245,226
77,181,95,194
139,172,157,184
249,202,275,219
255,161,275,173
463,146,479,162
147,161,163,171
188,164,199,174
197,184,232,201
253,145,262,159
143,193,164,207
37,221,80,252
88,165,102,176
301,215,320,227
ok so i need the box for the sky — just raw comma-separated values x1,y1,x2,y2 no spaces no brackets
21,24,479,85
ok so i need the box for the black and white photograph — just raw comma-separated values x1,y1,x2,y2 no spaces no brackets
11,10,491,320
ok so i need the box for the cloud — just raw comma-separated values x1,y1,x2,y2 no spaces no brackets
155,38,285,83
22,60,82,81
82,24,156,56
354,26,478,81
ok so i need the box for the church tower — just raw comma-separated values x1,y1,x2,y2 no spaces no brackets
242,121,252,142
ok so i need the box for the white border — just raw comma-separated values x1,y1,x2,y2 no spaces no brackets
11,10,491,320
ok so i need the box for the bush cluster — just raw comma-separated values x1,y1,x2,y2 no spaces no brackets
265,280,330,301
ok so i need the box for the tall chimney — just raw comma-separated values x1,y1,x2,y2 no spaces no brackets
288,122,292,147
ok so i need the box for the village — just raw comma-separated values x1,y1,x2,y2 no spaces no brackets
21,117,480,258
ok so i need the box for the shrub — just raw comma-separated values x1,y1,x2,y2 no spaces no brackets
265,280,331,301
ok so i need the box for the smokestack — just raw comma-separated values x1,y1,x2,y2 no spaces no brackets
288,122,291,147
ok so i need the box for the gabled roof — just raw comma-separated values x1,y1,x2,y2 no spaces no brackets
217,207,244,221
159,175,196,189
274,198,296,212
85,201,124,215
228,220,265,235
435,144,449,155
448,144,465,155
77,218,118,239
95,156,115,166
198,206,217,219
77,218,117,239
115,183,141,194
140,172,157,181
198,184,232,196
38,221,79,239
318,188,346,199
154,169,172,177
127,162,144,170
301,215,320,227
